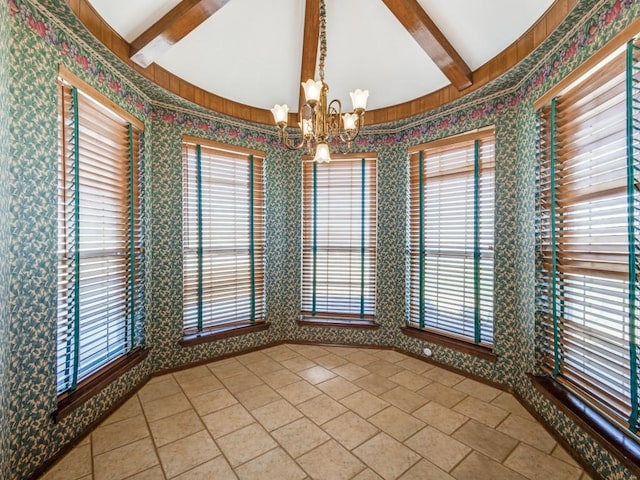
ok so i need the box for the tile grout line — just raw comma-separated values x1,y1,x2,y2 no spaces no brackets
89,428,94,480
226,345,356,477
195,362,262,475
136,391,169,480
69,344,589,480
245,346,378,477
144,368,245,477
204,345,314,474
499,439,556,480
445,446,475,476
163,360,256,476
90,408,153,459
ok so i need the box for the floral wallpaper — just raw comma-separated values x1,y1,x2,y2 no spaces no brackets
0,0,12,478
7,1,154,477
3,0,640,478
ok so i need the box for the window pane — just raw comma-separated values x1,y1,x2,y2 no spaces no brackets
301,158,377,320
57,81,143,394
182,142,265,333
535,41,639,430
409,131,495,345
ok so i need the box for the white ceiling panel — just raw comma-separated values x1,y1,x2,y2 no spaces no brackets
157,0,304,110
86,0,557,112
323,0,449,111
417,0,555,70
88,0,182,43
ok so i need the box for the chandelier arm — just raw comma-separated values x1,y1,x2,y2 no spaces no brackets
280,128,307,150
326,98,343,140
327,98,343,115
338,123,362,144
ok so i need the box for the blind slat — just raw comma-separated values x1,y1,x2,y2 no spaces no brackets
535,40,639,433
182,142,265,333
409,132,495,345
57,79,144,395
301,158,377,319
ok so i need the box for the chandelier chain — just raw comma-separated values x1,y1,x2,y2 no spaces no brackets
319,0,327,83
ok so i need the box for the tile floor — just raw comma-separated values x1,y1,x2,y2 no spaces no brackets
40,344,594,480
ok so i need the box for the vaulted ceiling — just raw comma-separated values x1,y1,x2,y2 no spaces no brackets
84,0,559,122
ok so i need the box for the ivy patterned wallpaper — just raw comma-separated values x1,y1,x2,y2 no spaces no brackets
3,0,640,478
0,0,12,478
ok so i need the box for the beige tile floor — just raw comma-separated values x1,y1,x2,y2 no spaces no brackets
40,344,594,480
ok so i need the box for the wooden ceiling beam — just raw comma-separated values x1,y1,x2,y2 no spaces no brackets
130,0,231,68
381,0,472,90
298,0,321,113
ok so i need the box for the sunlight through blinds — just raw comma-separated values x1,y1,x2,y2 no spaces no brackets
182,141,265,334
57,80,144,394
535,39,640,433
409,129,495,345
301,157,377,322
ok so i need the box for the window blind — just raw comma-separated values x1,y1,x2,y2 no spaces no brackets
301,157,377,321
57,80,144,395
182,140,265,334
535,38,639,433
409,130,495,345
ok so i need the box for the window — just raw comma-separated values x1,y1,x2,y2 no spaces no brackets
535,37,639,435
408,129,495,346
301,156,377,324
57,72,145,396
182,138,265,336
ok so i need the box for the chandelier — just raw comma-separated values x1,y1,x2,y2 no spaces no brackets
270,0,369,163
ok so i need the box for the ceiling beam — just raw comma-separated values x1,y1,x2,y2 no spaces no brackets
130,0,231,68
381,0,472,90
298,0,321,113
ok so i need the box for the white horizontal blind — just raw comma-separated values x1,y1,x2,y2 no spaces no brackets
57,81,144,395
301,158,377,320
183,142,265,333
535,40,640,433
409,131,494,345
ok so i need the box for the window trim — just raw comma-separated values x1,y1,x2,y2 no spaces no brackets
531,374,640,478
407,127,496,348
300,153,378,326
56,66,145,403
53,347,148,421
180,321,270,347
533,23,640,456
181,136,266,338
297,318,380,330
59,66,144,130
401,326,496,362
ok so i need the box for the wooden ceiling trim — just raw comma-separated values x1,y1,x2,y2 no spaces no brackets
299,0,321,112
129,0,231,68
381,0,472,91
68,0,575,126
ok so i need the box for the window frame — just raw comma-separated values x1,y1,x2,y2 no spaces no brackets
406,128,496,355
533,24,640,476
300,153,378,328
55,67,146,416
181,136,267,344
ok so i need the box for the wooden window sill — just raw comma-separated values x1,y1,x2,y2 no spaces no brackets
54,347,149,422
401,326,497,362
530,374,640,478
298,317,379,330
180,322,270,347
